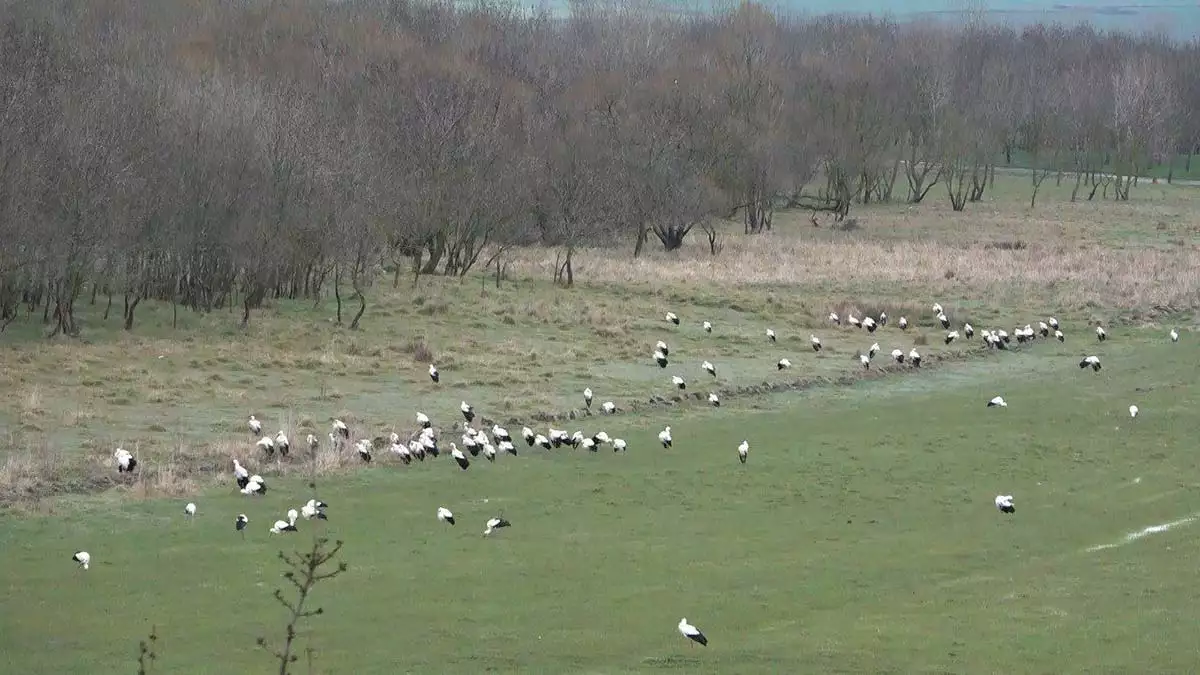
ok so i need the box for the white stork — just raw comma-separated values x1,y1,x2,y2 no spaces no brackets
658,426,673,448
702,361,716,376
666,311,680,325
1080,355,1101,372
114,448,137,473
777,358,791,370
810,335,822,352
678,618,708,647
737,440,748,464
995,495,1015,514
708,392,720,407
437,507,455,525
672,375,686,390
248,415,262,436
460,401,475,423
429,363,439,383
584,387,593,409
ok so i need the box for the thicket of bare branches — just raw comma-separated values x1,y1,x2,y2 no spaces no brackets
1,0,1198,334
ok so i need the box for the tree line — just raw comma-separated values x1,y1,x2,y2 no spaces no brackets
0,0,1196,335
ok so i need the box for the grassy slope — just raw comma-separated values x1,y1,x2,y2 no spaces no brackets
2,327,1199,673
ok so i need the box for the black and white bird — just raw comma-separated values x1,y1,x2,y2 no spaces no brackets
995,494,1015,514
658,426,673,448
429,363,439,383
1048,317,1059,330
235,514,249,538
944,330,959,345
937,312,950,329
1129,404,1139,418
584,388,593,409
416,412,431,429
656,340,670,357
601,401,616,414
672,375,686,390
737,440,748,464
522,426,536,446
862,316,877,333
114,448,137,474
332,419,349,440
868,342,880,359
666,311,679,325
613,438,627,452
1080,355,1101,372
184,502,196,520
828,311,840,326
810,335,822,352
451,444,470,470
492,424,512,443
702,320,712,333
256,435,276,457
777,358,791,370
859,354,871,369
484,516,511,536
301,499,328,520
460,401,475,423
355,439,373,462
270,512,298,534
767,328,776,342
306,434,319,453
654,349,669,369
702,361,716,377
233,459,250,489
1038,322,1049,338
987,396,1008,408
932,302,944,315
241,474,266,495
1170,328,1179,342
1055,329,1065,342
847,313,861,329
678,618,708,647
898,316,908,330
878,311,888,327
909,348,921,367
437,507,455,525
708,392,720,407
248,415,262,436
964,323,975,339
275,431,290,457
72,551,90,570
1096,325,1107,342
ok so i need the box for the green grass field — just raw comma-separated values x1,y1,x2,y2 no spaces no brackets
1,174,1199,673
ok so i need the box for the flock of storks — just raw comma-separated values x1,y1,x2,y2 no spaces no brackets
83,301,1181,649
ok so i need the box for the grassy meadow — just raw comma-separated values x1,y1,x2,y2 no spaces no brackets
1,173,1200,673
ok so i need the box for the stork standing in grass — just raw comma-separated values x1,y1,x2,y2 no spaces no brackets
437,507,455,525
666,311,679,325
937,313,950,329
275,430,290,457
737,440,749,464
767,329,776,342
460,401,475,423
602,401,616,414
702,361,716,377
72,551,90,570
1055,329,1065,342
1171,328,1179,342
306,434,319,453
672,375,686,390
859,354,871,369
355,439,373,463
678,618,708,647
333,419,349,440
184,502,196,521
429,364,439,383
702,321,712,333
417,412,431,429
995,495,1015,514
658,426,673,448
863,316,877,333
828,312,840,326
235,514,249,539
484,517,511,536
944,330,959,345
964,323,975,339
451,444,470,470
891,348,904,364
654,349,669,369
233,459,249,489
987,396,1008,408
1129,404,1139,418
1096,325,1107,342
898,316,908,330
256,435,275,457
613,438,627,452
868,343,880,359
810,335,822,352
1080,355,1101,372
708,392,720,407
522,426,536,446
777,358,791,370
657,340,670,357
584,388,593,410
248,415,262,437
909,348,921,367
114,448,137,474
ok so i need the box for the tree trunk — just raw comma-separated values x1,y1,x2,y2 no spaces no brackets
123,294,140,330
333,264,342,324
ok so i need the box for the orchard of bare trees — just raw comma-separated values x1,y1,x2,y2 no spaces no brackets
0,0,1196,335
